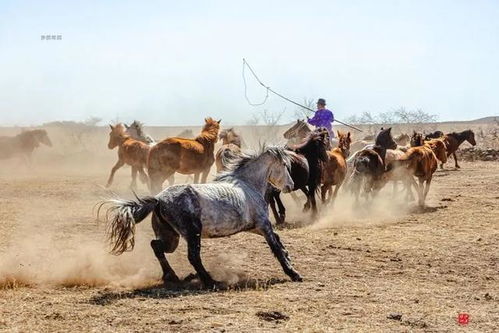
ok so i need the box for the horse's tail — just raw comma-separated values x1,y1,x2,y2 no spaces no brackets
99,196,159,255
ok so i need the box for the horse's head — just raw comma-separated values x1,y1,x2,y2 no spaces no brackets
395,133,410,146
410,131,424,147
337,131,352,157
34,129,52,147
432,139,448,163
108,123,127,149
201,117,221,142
294,128,330,163
265,147,294,193
283,119,310,140
465,130,476,146
375,127,397,150
219,128,241,146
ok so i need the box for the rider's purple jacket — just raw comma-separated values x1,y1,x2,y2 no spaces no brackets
307,109,334,137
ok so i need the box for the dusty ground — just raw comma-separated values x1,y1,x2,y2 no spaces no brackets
0,157,497,332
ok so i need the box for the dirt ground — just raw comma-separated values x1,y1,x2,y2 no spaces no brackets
0,124,498,332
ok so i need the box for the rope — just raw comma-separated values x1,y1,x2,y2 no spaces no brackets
242,58,363,132
242,59,269,106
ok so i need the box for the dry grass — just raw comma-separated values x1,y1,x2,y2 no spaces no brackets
0,124,498,332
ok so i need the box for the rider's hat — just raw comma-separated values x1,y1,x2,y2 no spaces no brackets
317,98,326,106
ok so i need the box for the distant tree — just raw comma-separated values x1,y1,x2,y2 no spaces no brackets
293,97,315,119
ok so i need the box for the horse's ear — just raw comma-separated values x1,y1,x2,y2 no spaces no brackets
109,124,114,130
387,127,391,132
347,132,351,138
217,119,222,124
380,127,384,131
124,124,129,129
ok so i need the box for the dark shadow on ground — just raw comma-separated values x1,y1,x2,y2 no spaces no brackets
88,276,289,305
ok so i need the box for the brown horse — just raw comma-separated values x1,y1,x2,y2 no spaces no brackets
397,143,438,207
410,131,448,165
0,129,52,164
321,131,351,205
215,128,242,172
442,130,476,169
148,118,221,194
283,119,311,146
106,124,150,189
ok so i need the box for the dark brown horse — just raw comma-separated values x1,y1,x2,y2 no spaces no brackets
0,129,52,164
106,124,150,189
348,128,397,202
148,118,221,194
215,128,242,172
321,131,351,205
267,129,329,225
442,130,476,169
424,130,444,141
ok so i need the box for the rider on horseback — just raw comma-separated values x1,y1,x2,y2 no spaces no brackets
307,98,335,138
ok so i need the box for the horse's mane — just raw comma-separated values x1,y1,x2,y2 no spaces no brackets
195,118,219,143
129,120,146,137
215,146,291,181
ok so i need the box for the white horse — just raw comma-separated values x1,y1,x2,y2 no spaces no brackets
100,146,302,289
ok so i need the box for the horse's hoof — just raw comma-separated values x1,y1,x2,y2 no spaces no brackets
291,273,303,282
204,280,226,290
162,273,180,284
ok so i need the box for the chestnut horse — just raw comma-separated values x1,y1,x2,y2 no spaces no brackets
215,128,242,172
0,129,52,164
148,118,221,194
442,130,476,169
397,138,438,207
106,124,150,189
321,131,351,205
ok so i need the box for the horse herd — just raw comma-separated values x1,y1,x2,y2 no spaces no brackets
98,118,476,287
0,120,477,288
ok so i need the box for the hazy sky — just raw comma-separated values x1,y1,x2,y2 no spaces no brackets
1,0,498,126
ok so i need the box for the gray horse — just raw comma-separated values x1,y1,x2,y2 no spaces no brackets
101,146,302,289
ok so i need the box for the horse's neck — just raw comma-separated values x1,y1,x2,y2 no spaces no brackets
373,146,386,163
230,162,270,197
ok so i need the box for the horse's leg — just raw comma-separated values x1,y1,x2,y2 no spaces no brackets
423,178,432,204
320,184,328,204
274,191,286,224
256,220,302,282
106,159,125,187
138,167,149,184
302,188,311,211
130,167,138,189
453,152,460,168
193,173,200,184
308,185,318,219
331,182,342,207
417,178,425,207
200,168,210,183
149,169,168,195
186,235,217,288
266,190,282,225
151,214,180,283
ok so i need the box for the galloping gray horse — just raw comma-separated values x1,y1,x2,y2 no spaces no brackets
101,146,302,288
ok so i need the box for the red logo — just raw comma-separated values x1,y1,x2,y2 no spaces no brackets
458,313,470,325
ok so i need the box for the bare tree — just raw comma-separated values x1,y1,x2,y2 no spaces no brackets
293,97,315,119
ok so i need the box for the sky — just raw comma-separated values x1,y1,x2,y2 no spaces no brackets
0,0,498,126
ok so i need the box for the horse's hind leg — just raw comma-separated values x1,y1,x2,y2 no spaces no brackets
257,220,302,282
151,214,180,283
